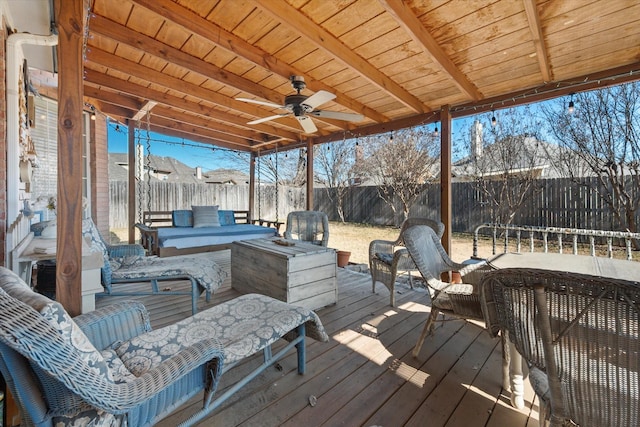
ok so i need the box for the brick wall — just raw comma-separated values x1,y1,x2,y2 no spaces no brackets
91,114,110,239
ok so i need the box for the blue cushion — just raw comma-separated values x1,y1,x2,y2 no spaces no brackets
172,210,193,227
218,210,236,226
192,205,220,228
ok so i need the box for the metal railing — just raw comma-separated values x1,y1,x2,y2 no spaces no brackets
472,223,640,260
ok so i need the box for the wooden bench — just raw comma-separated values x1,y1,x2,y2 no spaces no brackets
135,210,284,257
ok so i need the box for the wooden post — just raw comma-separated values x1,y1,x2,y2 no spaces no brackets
55,0,85,316
440,106,452,254
249,151,256,221
127,120,136,243
306,139,314,210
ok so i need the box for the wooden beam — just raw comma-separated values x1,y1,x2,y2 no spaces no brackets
253,0,428,114
523,0,552,82
132,100,157,121
132,0,388,124
55,0,84,316
84,85,143,111
84,71,300,141
440,106,452,255
380,0,482,101
149,115,254,148
85,47,304,131
127,120,136,243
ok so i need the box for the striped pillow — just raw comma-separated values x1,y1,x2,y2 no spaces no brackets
192,205,220,228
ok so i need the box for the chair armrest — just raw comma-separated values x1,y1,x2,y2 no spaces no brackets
369,239,396,261
74,301,152,350
135,223,159,255
107,244,146,259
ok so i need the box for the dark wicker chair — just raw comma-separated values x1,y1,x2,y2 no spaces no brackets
369,218,445,307
480,268,640,427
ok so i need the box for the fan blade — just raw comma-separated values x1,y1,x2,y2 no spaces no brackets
310,110,365,122
236,97,283,109
302,90,336,109
247,113,289,125
296,115,318,133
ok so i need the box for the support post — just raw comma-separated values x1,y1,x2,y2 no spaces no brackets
249,152,256,221
127,120,136,243
440,106,452,254
55,0,85,316
306,139,314,210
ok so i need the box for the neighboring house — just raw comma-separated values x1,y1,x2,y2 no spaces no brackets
451,121,570,182
109,153,249,184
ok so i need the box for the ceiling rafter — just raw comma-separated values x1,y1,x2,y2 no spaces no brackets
132,101,157,121
83,70,300,144
132,0,388,124
251,0,428,114
522,0,552,82
90,14,284,106
379,0,482,101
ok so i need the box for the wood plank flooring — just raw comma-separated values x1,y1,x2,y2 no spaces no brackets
96,250,541,426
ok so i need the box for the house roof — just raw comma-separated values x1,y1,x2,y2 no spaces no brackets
452,135,564,179
9,1,640,156
109,153,249,184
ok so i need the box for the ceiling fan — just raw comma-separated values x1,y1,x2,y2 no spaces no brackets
236,76,364,133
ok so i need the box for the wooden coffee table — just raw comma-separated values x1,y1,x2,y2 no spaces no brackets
231,238,337,310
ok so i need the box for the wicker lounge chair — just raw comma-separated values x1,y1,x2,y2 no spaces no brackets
369,218,445,307
403,225,491,357
0,266,329,426
480,268,640,427
82,219,227,314
284,210,330,246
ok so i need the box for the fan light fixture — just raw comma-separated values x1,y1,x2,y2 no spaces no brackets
236,76,364,134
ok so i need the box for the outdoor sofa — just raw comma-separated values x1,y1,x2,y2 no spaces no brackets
135,207,280,257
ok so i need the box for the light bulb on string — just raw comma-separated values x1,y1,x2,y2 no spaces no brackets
433,122,439,137
568,93,575,114
491,110,497,127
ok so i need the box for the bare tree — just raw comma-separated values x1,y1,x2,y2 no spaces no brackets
455,107,547,224
356,127,439,225
543,82,640,237
314,139,356,222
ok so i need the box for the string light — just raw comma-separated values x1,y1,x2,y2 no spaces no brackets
389,132,394,142
433,122,439,137
491,110,497,127
568,93,575,114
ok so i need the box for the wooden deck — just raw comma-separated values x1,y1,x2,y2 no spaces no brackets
96,250,541,426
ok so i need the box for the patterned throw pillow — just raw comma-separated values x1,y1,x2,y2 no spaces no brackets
172,210,193,227
192,205,220,228
218,210,236,226
40,301,114,382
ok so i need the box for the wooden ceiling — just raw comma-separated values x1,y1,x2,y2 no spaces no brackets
84,0,640,154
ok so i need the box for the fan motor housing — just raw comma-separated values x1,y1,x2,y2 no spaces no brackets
284,94,311,116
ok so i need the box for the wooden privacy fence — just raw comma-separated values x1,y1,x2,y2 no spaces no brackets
109,181,306,229
110,177,638,233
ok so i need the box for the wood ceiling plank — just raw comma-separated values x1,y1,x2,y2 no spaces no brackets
252,0,427,113
298,0,358,24
380,0,482,100
233,7,279,44
207,0,256,33
340,13,402,51
93,0,134,25
126,3,165,38
317,0,384,38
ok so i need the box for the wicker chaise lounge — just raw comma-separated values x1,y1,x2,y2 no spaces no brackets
0,267,329,426
82,218,227,314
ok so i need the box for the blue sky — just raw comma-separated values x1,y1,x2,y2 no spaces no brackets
107,123,242,170
106,101,555,169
